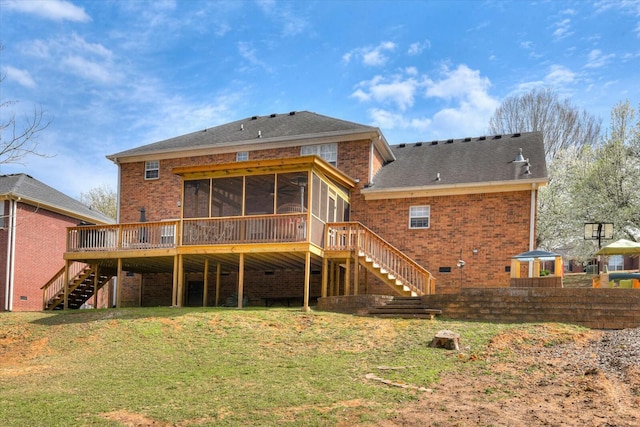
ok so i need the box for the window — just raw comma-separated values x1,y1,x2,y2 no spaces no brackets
145,160,159,180
608,255,624,271
301,143,337,166
236,151,249,161
409,205,430,229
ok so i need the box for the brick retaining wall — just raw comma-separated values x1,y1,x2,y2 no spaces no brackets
318,288,640,329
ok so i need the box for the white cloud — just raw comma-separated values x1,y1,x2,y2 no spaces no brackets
408,40,430,55
585,49,616,68
351,72,422,111
343,41,397,66
552,18,573,39
368,108,432,131
4,66,36,88
256,0,308,36
4,0,90,22
61,55,120,85
545,64,577,85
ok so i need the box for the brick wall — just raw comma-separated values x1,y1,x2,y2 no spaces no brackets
354,191,532,292
6,203,80,311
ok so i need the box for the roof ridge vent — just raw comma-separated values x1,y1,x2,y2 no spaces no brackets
494,135,502,139
446,139,453,144
415,142,422,147
398,143,406,148
251,116,258,120
478,136,486,141
270,113,277,118
431,140,438,145
463,137,471,142
289,111,296,115
512,133,521,137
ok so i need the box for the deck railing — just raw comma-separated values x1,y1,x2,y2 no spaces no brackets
41,261,87,308
67,215,308,252
327,222,434,295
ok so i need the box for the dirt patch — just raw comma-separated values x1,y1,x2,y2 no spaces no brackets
380,325,640,427
100,410,168,426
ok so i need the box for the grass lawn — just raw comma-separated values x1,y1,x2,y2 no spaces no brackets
0,307,583,426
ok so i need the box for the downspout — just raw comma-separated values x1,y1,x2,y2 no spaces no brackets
113,158,122,306
4,198,17,311
529,184,536,251
369,141,374,185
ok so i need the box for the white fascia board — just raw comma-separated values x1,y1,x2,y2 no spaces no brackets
361,178,548,200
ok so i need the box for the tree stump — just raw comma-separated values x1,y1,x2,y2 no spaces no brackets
429,330,460,350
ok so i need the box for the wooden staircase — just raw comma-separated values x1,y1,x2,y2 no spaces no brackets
42,264,115,310
327,222,435,296
368,296,442,319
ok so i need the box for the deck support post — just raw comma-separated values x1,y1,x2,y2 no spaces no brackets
177,254,184,307
203,258,209,307
116,258,123,308
172,255,179,306
321,256,328,298
353,256,359,296
334,262,340,296
238,254,245,308
303,251,311,311
93,263,99,309
344,257,351,296
63,259,70,310
138,272,143,307
215,263,221,307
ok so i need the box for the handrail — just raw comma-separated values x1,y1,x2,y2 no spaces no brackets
41,261,87,309
326,222,435,295
67,221,179,252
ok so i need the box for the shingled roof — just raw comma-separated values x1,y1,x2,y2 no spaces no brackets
0,174,114,224
108,111,391,160
364,132,547,193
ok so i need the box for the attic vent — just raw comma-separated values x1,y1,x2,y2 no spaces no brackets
415,142,422,147
446,139,453,144
431,141,438,145
512,133,521,137
251,116,258,120
258,130,262,138
479,136,486,141
289,111,296,115
494,135,502,139
464,137,471,142
240,124,244,131
398,143,406,148
270,113,277,118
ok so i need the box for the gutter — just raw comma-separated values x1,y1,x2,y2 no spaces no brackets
4,197,17,311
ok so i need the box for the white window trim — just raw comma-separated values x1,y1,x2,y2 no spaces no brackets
409,205,430,229
145,160,159,180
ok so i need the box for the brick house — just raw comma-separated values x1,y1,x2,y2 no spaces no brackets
60,111,547,310
0,173,114,311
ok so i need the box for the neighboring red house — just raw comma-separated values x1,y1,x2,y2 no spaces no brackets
0,174,114,311
59,111,547,310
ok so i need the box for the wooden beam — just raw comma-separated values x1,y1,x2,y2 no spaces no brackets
353,257,359,296
238,254,244,309
344,257,351,296
63,260,70,310
303,251,311,312
203,258,209,307
215,263,221,307
172,255,179,306
116,258,123,308
321,256,328,298
93,263,99,309
177,254,184,307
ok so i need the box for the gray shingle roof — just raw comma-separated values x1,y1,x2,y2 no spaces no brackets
108,111,380,159
0,174,114,224
367,132,547,190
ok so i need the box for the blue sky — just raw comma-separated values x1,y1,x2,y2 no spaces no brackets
1,0,639,199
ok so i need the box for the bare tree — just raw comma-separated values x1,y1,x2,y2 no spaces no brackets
80,184,117,219
0,71,52,165
488,88,601,160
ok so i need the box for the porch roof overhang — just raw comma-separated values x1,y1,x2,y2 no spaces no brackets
360,178,547,200
172,155,357,189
